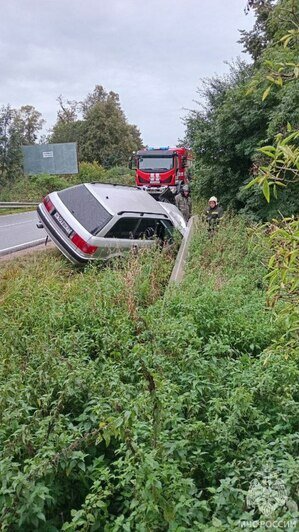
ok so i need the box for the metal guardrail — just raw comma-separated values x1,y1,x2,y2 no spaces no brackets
169,215,198,284
0,239,47,258
0,201,38,209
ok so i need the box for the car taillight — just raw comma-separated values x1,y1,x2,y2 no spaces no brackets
43,195,55,213
71,233,98,255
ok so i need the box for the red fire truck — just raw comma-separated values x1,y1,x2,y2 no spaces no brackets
129,146,192,200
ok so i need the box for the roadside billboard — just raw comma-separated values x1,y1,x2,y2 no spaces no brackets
22,142,78,175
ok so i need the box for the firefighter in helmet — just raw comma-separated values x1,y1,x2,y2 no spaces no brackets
205,196,223,232
175,184,192,222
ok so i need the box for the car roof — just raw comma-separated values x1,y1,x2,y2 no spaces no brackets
85,183,168,217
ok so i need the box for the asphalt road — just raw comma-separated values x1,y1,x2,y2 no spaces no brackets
0,211,47,256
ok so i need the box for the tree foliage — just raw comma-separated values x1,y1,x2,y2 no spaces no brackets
13,105,45,145
240,0,299,63
0,104,45,184
0,105,23,183
239,0,276,62
247,127,299,201
245,6,299,355
51,85,143,168
184,0,299,220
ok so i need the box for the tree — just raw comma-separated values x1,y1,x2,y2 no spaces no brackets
244,2,299,354
183,0,299,219
183,60,275,211
14,105,45,145
81,85,118,116
51,85,143,167
81,86,142,166
239,0,276,62
0,103,46,183
56,95,79,123
0,105,23,183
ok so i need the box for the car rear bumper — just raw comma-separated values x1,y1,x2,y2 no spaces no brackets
37,205,89,265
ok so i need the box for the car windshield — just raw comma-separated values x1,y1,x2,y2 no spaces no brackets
58,185,112,235
138,156,173,172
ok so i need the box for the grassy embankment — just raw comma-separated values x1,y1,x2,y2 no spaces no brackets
0,217,298,529
0,208,37,216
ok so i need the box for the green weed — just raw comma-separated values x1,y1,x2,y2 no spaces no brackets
0,218,298,529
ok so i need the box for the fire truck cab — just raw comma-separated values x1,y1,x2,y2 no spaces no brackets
130,146,192,200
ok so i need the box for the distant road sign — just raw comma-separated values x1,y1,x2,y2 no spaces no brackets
22,142,78,175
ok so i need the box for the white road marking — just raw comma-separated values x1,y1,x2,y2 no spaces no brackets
0,220,35,229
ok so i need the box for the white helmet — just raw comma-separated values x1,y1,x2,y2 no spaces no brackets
209,196,218,204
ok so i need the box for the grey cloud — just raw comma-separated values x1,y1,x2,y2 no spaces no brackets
0,0,254,145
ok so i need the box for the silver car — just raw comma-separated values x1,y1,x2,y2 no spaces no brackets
37,183,186,265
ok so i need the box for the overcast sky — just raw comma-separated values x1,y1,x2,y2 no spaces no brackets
1,0,254,146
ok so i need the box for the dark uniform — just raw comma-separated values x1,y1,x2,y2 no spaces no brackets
205,204,223,232
175,193,192,222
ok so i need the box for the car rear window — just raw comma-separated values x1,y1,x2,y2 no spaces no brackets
58,185,112,235
105,217,173,240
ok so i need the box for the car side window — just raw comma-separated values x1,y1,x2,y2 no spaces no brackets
134,218,161,239
105,217,174,240
105,218,138,239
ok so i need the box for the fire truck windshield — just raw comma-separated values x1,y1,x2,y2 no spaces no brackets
138,156,173,172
